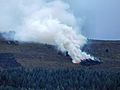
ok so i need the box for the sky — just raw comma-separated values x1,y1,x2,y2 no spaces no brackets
0,0,120,40
65,0,120,40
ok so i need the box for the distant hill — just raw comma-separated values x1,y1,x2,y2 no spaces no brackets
0,37,120,69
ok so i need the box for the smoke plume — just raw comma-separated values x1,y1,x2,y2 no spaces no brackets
0,0,94,63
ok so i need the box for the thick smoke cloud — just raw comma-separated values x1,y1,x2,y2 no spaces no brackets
0,0,94,63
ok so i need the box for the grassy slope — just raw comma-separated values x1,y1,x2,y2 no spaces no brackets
0,39,120,89
0,38,120,69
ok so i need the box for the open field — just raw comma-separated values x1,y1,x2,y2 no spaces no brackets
0,38,120,69
0,38,120,90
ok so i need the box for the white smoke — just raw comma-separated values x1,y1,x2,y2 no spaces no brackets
0,0,94,63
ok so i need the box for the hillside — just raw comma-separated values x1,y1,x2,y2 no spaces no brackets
0,38,120,90
0,38,120,69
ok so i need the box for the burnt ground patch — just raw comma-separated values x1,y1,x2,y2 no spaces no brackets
0,53,21,69
80,58,101,66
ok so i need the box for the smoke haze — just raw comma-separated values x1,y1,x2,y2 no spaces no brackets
0,0,94,63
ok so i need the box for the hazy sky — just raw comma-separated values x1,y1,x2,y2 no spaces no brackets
0,0,120,40
65,0,120,40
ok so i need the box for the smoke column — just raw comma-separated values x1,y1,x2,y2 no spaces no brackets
0,0,94,63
